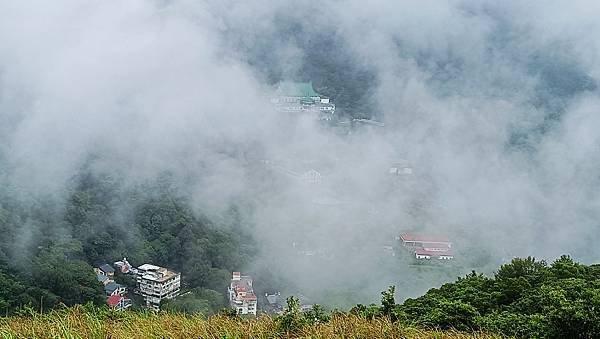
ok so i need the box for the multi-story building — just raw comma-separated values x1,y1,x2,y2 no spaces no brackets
228,272,257,315
136,264,181,311
271,82,336,121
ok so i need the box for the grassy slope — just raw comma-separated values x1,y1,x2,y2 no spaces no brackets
0,306,500,339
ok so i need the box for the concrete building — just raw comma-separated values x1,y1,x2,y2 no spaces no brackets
271,82,336,121
136,264,181,311
228,272,257,315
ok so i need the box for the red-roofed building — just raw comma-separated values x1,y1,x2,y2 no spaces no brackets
228,272,257,315
399,233,454,260
106,295,132,311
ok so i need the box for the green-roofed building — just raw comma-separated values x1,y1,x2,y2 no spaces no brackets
271,81,336,121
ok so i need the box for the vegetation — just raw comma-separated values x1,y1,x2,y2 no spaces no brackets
0,170,255,315
1,256,599,338
351,256,600,338
0,304,500,339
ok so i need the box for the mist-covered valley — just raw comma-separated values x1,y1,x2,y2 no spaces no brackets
1,0,600,316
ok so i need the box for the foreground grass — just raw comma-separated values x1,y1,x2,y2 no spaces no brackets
0,306,501,339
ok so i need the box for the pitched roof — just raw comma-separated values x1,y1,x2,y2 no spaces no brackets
107,295,123,307
99,264,115,273
276,82,320,98
96,274,108,283
266,294,280,304
400,233,451,243
104,282,121,293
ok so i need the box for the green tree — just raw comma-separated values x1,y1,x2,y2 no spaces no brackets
277,296,306,335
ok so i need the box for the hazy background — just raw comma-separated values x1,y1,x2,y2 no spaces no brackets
2,0,600,306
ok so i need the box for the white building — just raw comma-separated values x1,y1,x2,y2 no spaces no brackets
399,233,454,260
389,162,413,176
136,264,181,311
271,82,336,121
228,272,257,315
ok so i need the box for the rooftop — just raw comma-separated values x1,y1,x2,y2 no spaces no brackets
266,293,280,305
230,273,256,301
107,295,123,307
231,277,253,290
99,264,115,274
138,264,161,271
138,264,179,282
104,282,122,294
400,233,451,244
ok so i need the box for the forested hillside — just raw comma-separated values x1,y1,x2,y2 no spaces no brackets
352,256,600,338
1,256,598,338
0,170,255,315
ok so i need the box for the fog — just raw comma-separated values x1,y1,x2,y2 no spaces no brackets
2,0,600,306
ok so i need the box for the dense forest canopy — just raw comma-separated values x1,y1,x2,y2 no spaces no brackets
351,256,600,338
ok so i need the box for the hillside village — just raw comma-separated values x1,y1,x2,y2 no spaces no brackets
88,81,456,315
94,259,181,311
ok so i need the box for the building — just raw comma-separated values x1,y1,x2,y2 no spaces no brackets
264,158,328,186
96,274,110,286
228,272,257,315
136,264,181,311
94,263,130,310
389,162,413,176
104,281,126,296
271,82,336,121
95,264,115,277
264,292,283,314
399,233,454,260
114,258,135,274
106,295,132,311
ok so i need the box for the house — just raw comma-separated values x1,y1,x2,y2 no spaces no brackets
96,274,110,286
104,282,126,296
95,264,115,277
106,295,132,311
136,264,181,311
264,292,283,314
228,272,257,315
265,292,281,305
114,258,135,274
399,233,454,260
271,81,336,121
